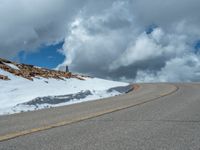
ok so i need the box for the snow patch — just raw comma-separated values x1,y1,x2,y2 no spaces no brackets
0,71,129,115
4,63,20,70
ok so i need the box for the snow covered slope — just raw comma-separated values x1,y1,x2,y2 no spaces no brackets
0,59,130,115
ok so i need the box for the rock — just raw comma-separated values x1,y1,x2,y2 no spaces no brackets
0,58,87,81
0,74,10,80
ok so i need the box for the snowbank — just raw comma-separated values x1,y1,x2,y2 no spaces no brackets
0,68,129,115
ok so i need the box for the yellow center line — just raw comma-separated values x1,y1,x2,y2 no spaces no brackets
0,84,179,142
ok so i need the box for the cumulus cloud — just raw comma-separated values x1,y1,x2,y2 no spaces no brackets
0,0,85,58
135,55,200,82
57,0,200,82
1,0,200,82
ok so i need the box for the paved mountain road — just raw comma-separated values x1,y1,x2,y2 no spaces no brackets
0,83,200,150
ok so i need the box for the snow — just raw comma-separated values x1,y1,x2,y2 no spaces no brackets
3,63,20,70
0,68,129,115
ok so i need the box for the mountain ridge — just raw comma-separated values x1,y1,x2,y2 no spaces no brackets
0,58,84,81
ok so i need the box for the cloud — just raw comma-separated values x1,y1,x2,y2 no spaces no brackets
57,0,200,82
1,0,200,82
0,0,85,58
135,55,200,82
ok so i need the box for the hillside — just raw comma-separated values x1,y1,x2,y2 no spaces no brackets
0,58,130,115
0,58,84,81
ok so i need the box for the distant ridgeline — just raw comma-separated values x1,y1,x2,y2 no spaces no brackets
0,58,85,81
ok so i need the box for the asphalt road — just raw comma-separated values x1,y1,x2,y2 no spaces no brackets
0,83,200,150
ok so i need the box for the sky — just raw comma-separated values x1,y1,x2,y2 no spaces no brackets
1,0,200,82
16,42,64,69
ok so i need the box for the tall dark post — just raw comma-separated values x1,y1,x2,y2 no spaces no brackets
66,66,69,72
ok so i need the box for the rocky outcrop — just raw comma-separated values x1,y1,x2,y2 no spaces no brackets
0,58,85,81
0,74,10,80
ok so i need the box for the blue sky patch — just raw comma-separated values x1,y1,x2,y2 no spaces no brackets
18,42,65,69
194,40,200,54
146,24,158,34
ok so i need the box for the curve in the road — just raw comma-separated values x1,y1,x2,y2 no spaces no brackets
0,83,178,142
